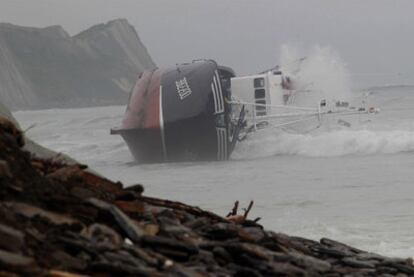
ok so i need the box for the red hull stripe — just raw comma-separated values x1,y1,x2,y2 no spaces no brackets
121,70,163,130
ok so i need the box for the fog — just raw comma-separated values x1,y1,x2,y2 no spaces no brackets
6,0,414,259
1,0,413,87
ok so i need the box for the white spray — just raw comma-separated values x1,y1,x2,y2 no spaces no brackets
279,45,352,107
233,45,414,158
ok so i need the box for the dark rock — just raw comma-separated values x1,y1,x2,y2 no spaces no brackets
266,262,307,276
50,250,87,271
142,235,199,256
0,160,11,178
156,247,191,261
89,260,157,276
115,190,140,201
5,202,79,226
87,198,145,243
188,249,216,266
271,252,293,263
124,184,144,195
82,223,123,249
376,266,399,275
203,223,240,240
123,245,160,267
224,243,272,261
70,187,95,199
157,209,181,225
290,252,332,272
169,263,210,277
342,257,376,268
184,217,212,230
356,252,387,261
0,224,24,253
103,250,145,267
384,262,414,274
213,246,233,264
312,245,351,258
320,238,364,254
228,263,263,277
114,200,145,216
237,226,265,243
0,249,35,269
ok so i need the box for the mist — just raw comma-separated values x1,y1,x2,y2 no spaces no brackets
1,0,414,88
5,0,414,262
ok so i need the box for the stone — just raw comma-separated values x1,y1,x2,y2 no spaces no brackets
0,249,34,269
5,202,79,226
0,224,24,253
87,198,145,243
342,257,376,269
0,160,11,178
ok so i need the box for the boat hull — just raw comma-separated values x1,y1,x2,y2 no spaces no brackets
112,60,235,163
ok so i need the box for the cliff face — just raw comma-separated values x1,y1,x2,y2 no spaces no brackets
0,19,156,110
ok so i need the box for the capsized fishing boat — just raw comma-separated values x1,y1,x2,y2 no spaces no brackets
112,60,378,163
111,60,243,163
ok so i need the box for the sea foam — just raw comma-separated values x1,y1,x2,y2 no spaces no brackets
233,129,414,158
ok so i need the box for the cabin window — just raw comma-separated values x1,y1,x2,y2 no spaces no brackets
255,99,266,116
254,83,266,116
254,78,265,88
255,89,265,99
256,100,266,109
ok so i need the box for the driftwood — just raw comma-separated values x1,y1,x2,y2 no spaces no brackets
0,117,413,276
226,200,261,224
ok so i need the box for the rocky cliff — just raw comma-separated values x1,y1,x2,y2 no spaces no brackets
0,19,156,110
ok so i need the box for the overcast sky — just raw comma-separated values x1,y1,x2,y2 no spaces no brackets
1,0,414,87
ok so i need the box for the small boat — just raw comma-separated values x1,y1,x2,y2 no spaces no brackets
113,60,378,163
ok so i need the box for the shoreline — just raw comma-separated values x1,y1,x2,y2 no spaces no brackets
0,117,413,276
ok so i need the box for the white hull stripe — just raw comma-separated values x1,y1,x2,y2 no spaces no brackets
213,76,222,112
222,128,227,160
159,85,167,160
216,127,227,160
211,71,224,114
215,70,224,112
211,83,219,114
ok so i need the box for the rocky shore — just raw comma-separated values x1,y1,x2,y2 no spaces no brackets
0,117,413,276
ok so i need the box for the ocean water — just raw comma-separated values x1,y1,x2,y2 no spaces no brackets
14,85,414,258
